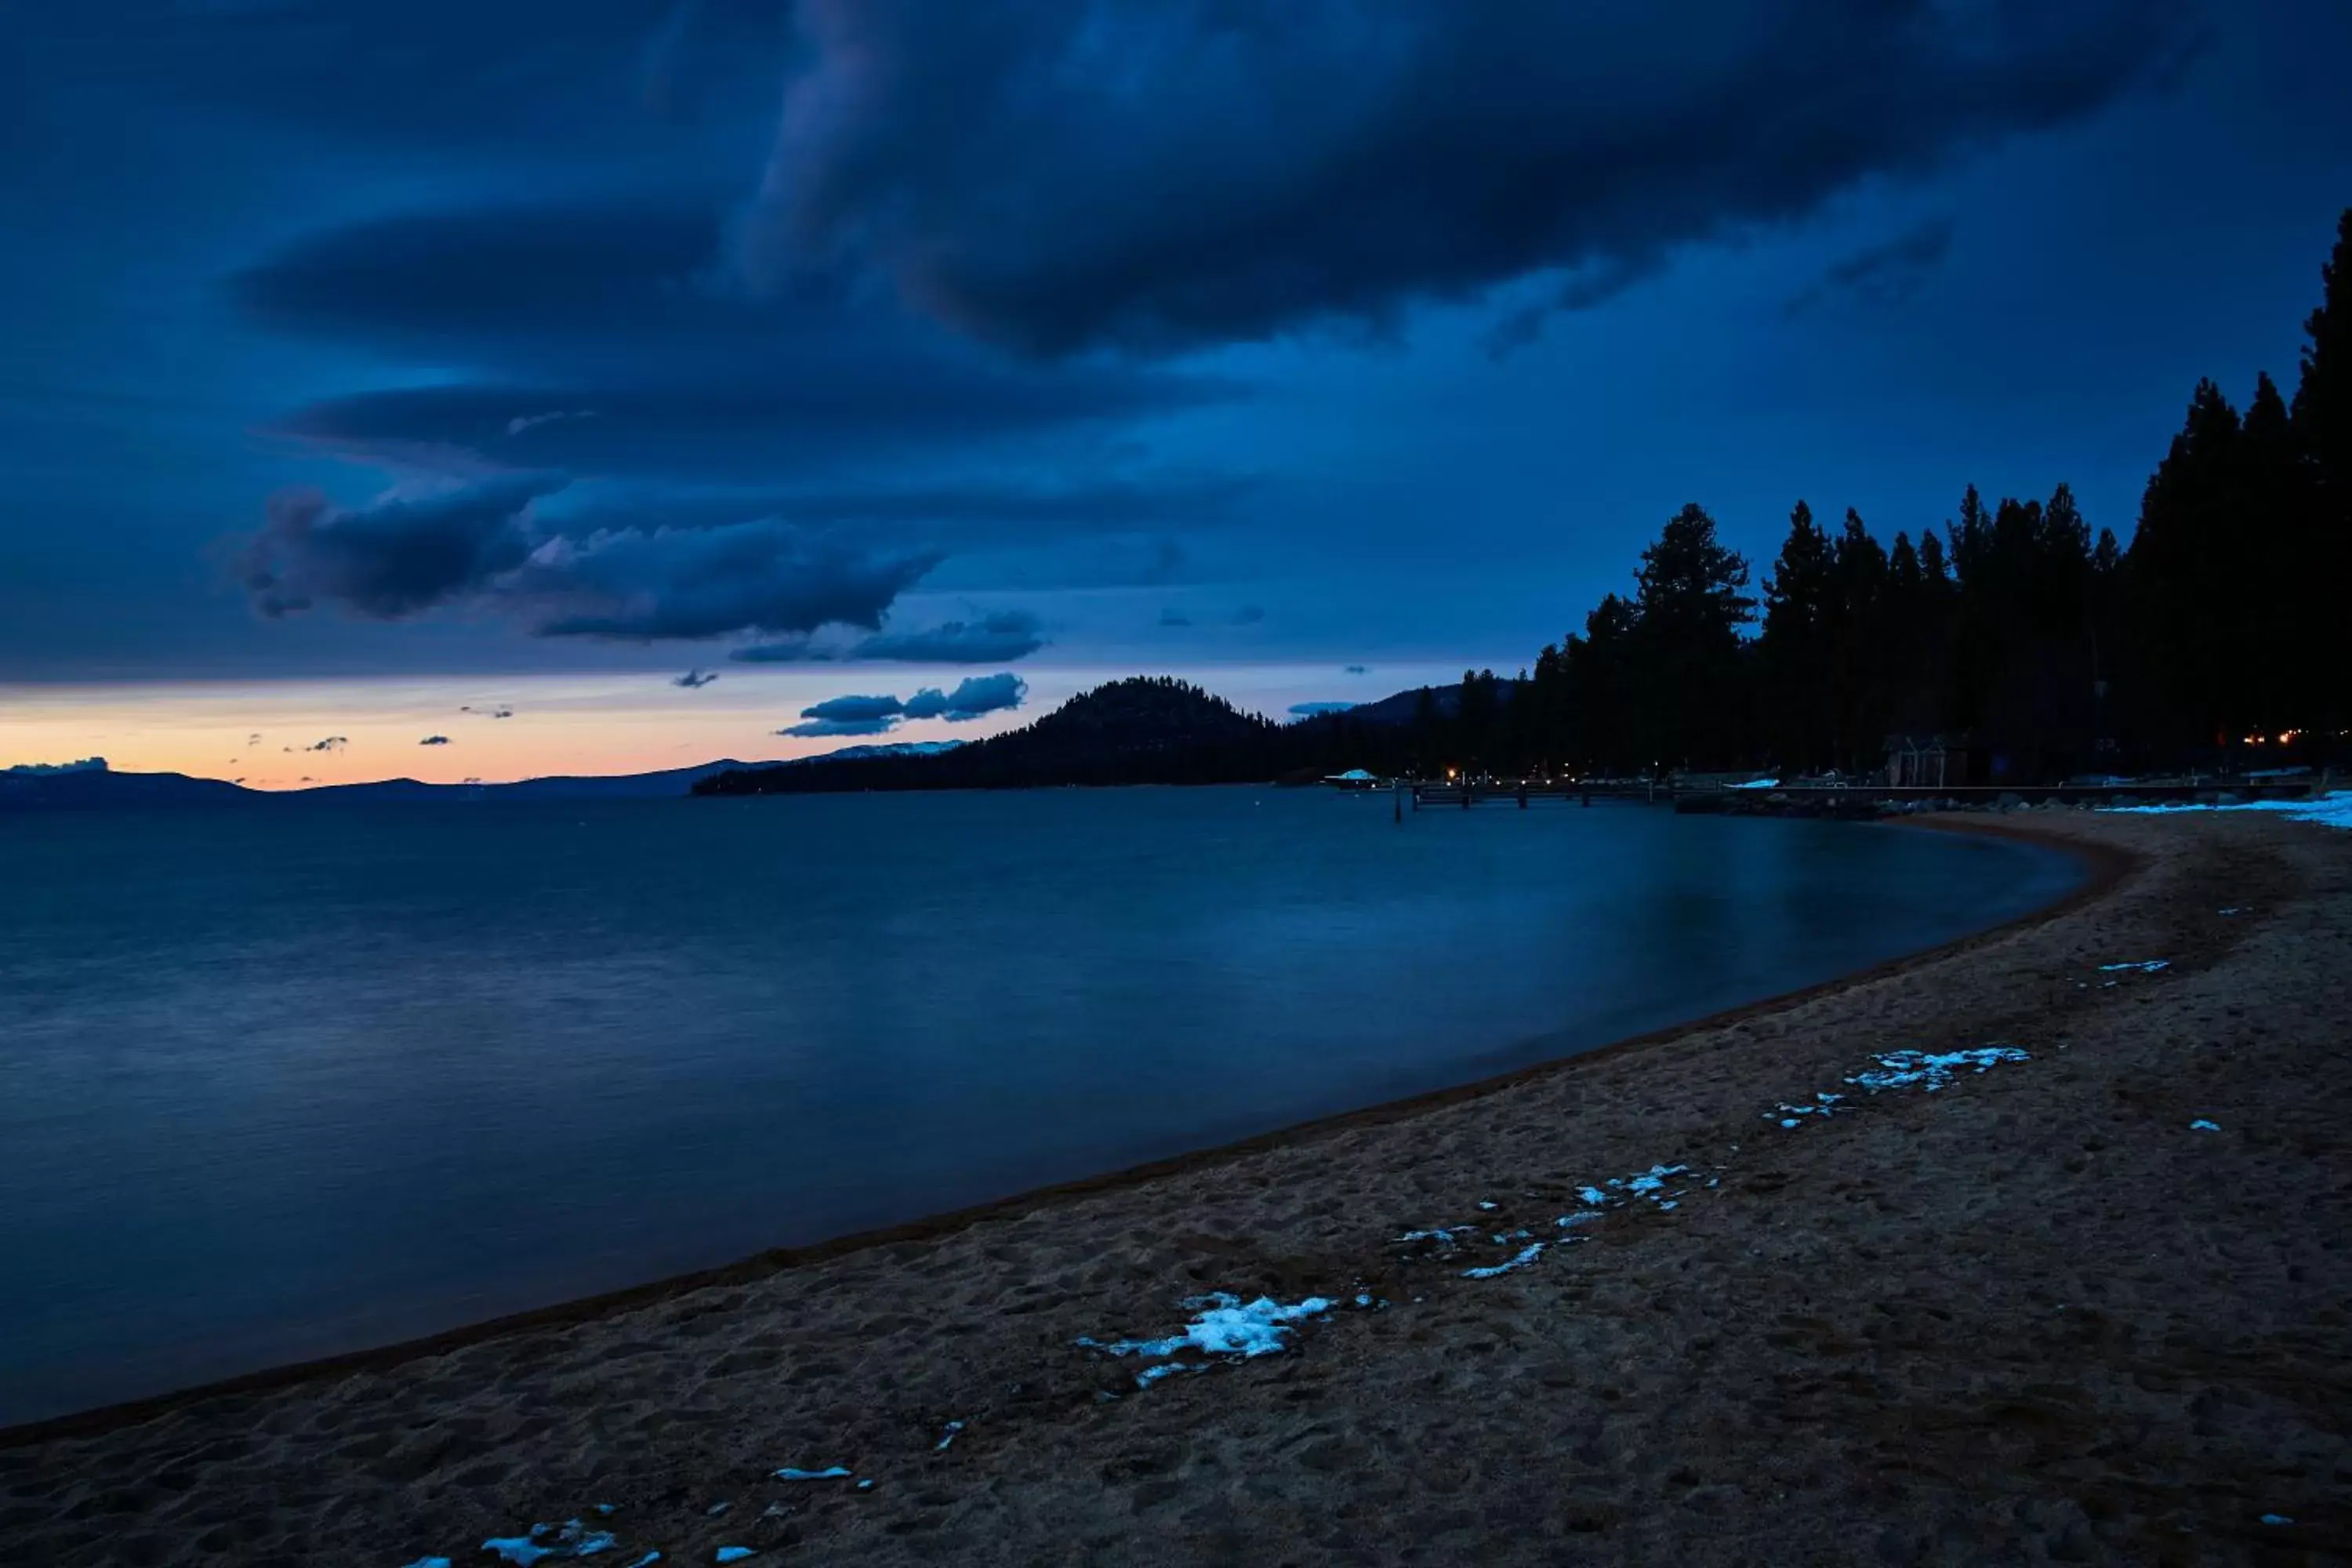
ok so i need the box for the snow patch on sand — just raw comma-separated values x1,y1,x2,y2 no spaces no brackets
1462,1242,1546,1279
1846,1046,2029,1094
1770,1091,1848,1128
1077,1293,1337,1388
2106,794,2352,831
480,1520,620,1564
1392,1225,1475,1249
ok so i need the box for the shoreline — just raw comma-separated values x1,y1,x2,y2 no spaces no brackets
10,808,2345,1566
0,817,2125,1447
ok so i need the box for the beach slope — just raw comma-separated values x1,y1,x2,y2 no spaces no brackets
3,811,2346,1565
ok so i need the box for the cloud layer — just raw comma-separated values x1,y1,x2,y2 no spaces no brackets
238,474,938,643
777,672,1028,736
734,609,1046,664
1784,219,1959,317
753,1,2192,356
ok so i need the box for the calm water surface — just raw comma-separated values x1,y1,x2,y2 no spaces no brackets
0,789,2079,1422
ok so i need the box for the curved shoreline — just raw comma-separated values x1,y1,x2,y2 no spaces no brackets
0,816,2131,1450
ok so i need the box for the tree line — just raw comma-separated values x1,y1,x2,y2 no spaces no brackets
1422,208,2351,783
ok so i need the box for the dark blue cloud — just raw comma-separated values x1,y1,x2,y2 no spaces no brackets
1158,608,1192,628
419,735,451,746
1785,220,1959,318
754,1,2194,356
1289,702,1356,717
839,612,1046,664
239,474,938,641
673,668,720,688
1344,665,1368,675
797,693,906,724
240,473,561,620
12,2,790,154
234,201,1246,485
778,670,1025,738
902,673,1026,722
510,524,936,639
1230,606,1266,626
732,609,1045,665
604,478,1253,541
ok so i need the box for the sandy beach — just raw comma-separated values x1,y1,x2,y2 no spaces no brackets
4,810,2347,1566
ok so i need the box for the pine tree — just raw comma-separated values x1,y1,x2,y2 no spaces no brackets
2292,209,2352,511
1632,504,1755,770
2290,209,2352,739
1571,594,1642,774
1950,484,1991,588
1759,500,1833,770
1824,510,1889,770
1884,531,1933,737
1457,668,1497,772
2036,482,2092,633
2238,372,2310,729
2130,379,2245,752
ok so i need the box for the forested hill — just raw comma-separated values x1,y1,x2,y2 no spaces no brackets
699,677,1417,793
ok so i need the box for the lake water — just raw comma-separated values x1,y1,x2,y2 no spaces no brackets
0,789,2079,1424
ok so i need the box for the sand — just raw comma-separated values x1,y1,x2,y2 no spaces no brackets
3,811,2347,1566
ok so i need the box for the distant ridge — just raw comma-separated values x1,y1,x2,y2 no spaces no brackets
0,740,967,811
699,676,1417,795
0,768,252,811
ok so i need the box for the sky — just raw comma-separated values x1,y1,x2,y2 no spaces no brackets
2,0,2349,784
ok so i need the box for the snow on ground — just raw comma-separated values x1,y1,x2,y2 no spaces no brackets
1076,1293,1340,1388
1844,1047,2030,1094
2106,794,2352,830
1769,1045,2031,1130
773,1468,852,1483
1771,1091,1847,1128
1387,1162,1706,1283
1461,1242,1546,1279
2098,960,2170,974
2191,1119,2222,1132
480,1520,622,1563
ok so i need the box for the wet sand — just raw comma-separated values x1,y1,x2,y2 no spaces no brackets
4,811,2347,1566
